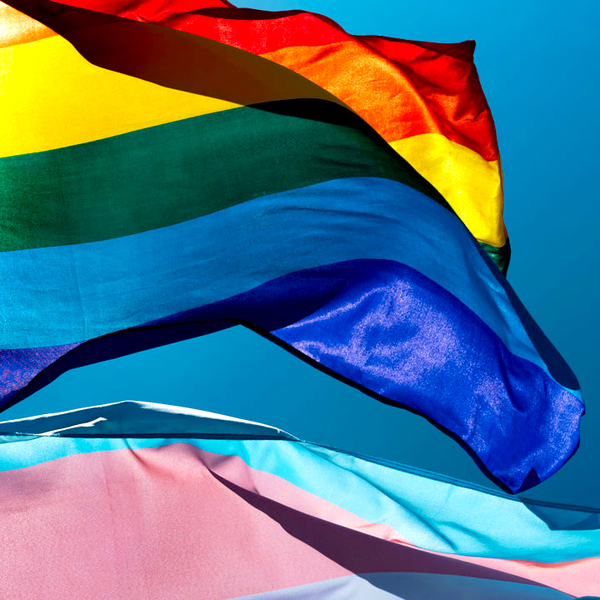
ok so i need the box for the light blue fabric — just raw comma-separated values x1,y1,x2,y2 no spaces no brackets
1,401,598,563
234,573,571,599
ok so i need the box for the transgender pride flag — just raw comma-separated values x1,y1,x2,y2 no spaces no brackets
0,401,598,598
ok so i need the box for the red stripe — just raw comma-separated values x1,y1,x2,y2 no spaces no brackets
48,0,500,161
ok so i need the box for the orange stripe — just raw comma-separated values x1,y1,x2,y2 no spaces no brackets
1,3,500,163
261,40,505,246
262,40,498,162
0,1,55,47
0,1,505,246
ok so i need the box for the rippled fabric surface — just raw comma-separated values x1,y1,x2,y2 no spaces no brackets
0,0,582,491
24,0,509,262
0,401,598,598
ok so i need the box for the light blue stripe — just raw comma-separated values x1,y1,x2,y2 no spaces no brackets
1,431,598,563
234,573,572,599
0,177,552,385
0,400,295,439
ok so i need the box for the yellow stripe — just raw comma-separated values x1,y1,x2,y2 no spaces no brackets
1,31,505,247
391,135,506,248
0,34,242,157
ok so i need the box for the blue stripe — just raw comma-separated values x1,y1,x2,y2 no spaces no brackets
0,177,583,490
234,573,572,599
0,177,577,391
139,258,582,492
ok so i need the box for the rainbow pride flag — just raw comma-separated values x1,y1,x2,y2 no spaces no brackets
0,401,598,598
32,0,509,271
0,0,584,493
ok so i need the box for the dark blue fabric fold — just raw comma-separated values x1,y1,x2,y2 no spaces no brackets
1,259,583,493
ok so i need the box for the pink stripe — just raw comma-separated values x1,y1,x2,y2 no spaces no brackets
2,443,597,598
0,445,350,599
0,443,537,597
194,444,600,597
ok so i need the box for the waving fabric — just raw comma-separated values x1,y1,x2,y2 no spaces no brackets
0,0,583,492
0,401,598,598
17,0,509,269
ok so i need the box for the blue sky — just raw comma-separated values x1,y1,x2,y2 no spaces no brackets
4,0,599,507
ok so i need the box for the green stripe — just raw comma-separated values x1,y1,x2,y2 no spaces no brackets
479,239,512,274
0,99,449,253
